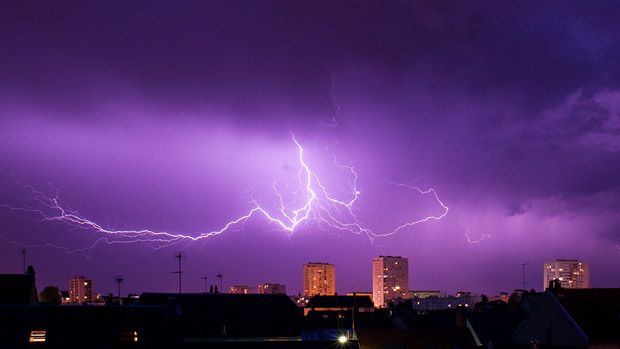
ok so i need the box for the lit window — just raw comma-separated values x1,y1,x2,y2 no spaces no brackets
29,330,46,343
121,330,139,343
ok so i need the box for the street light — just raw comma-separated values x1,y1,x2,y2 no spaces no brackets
338,335,348,344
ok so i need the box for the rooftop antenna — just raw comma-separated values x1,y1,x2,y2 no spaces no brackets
216,272,223,293
22,249,26,274
171,253,183,293
201,276,208,293
519,262,529,290
115,275,124,305
351,292,356,338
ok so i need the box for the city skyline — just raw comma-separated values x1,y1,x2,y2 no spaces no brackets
1,1,620,296
7,256,599,299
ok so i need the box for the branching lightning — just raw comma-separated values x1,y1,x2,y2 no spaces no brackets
322,74,340,127
1,135,448,250
461,224,492,244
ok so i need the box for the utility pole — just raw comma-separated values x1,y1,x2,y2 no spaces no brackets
201,276,208,293
519,262,529,290
216,272,223,293
351,292,356,338
115,276,124,305
22,249,26,274
171,253,183,293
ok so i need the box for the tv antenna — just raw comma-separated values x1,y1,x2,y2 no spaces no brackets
115,275,124,305
22,249,26,274
216,272,223,293
201,276,208,293
519,262,529,290
171,253,184,293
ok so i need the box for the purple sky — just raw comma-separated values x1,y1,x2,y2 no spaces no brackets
1,1,619,296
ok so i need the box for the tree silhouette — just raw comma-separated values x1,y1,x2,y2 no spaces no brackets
39,286,61,304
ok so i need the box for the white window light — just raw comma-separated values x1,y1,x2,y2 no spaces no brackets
29,330,46,343
121,330,139,343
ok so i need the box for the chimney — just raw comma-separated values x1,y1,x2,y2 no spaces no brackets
548,279,561,293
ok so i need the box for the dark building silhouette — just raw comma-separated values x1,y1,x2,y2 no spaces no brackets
0,271,38,305
305,295,374,316
2,269,616,349
0,303,175,348
513,288,620,347
136,293,302,339
0,291,363,348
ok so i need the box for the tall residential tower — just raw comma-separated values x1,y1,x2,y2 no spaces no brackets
69,275,93,304
303,262,336,296
543,259,589,289
373,256,408,307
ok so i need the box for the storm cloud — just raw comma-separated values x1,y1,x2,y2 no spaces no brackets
1,0,619,294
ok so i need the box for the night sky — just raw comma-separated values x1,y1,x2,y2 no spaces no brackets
1,1,619,296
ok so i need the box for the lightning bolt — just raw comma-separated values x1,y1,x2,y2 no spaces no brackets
1,135,448,250
322,74,340,127
458,223,492,244
461,224,491,244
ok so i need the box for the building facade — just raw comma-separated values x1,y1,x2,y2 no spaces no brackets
258,283,286,295
229,285,254,294
411,293,482,311
69,275,93,304
543,259,589,289
303,263,336,297
408,290,445,299
372,256,408,307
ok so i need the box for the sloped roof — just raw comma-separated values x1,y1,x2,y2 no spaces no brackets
512,290,588,347
554,288,620,343
0,274,37,305
518,292,544,313
467,306,522,347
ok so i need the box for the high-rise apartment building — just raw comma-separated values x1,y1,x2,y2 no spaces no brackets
69,275,93,304
303,262,336,296
372,256,408,307
258,283,286,295
543,259,589,289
